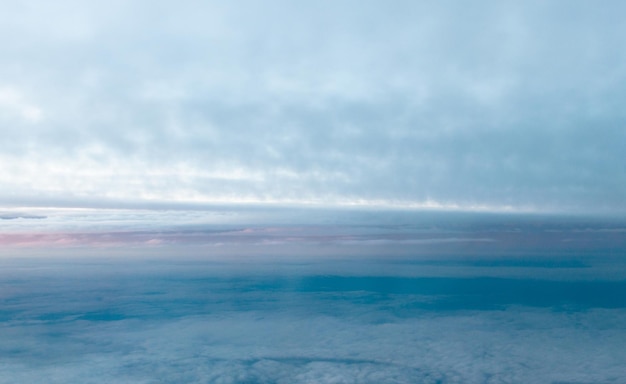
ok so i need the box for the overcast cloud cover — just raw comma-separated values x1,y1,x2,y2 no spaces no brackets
4,4,626,382
1,0,625,212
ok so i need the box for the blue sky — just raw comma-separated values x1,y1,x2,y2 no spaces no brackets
1,0,625,214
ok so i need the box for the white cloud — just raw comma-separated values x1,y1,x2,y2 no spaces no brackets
1,1,625,212
0,87,43,123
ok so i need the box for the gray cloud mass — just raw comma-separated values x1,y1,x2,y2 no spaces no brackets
1,1,625,212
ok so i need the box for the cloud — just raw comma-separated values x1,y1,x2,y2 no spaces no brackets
2,257,626,383
1,1,625,212
0,87,43,123
0,212,46,220
0,209,624,264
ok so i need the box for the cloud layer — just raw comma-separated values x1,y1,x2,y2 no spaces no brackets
1,1,625,212
2,257,626,383
2,209,625,271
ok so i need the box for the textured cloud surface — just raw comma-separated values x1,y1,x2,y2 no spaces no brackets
1,1,625,212
2,256,626,384
3,211,626,383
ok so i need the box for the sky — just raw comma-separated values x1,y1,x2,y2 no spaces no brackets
3,4,626,381
1,0,625,214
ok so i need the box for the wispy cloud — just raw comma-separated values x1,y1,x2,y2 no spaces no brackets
1,208,624,257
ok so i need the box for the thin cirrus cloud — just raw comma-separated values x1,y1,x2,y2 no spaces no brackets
0,1,625,213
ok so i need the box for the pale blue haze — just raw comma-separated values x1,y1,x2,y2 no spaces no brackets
1,1,626,383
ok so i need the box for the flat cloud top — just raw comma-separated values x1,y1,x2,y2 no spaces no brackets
2,257,626,383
